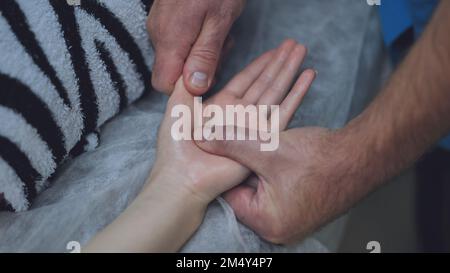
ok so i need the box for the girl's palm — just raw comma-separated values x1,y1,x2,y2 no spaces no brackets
154,40,316,202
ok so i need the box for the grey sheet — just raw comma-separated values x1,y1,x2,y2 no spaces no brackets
0,0,388,252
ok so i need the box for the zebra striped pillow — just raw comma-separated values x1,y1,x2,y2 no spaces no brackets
0,0,154,211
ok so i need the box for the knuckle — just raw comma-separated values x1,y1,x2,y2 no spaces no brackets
211,0,244,21
165,47,189,61
151,72,174,93
151,77,169,93
154,47,189,69
259,73,274,87
190,47,220,65
270,81,285,93
148,7,200,48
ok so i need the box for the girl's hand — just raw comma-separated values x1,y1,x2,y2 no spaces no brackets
85,39,316,252
148,39,316,205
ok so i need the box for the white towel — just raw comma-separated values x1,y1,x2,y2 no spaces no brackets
0,0,154,211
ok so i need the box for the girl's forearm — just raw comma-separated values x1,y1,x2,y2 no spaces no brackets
83,174,206,252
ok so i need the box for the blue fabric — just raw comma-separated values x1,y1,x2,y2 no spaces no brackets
379,0,438,47
409,0,440,36
379,0,413,47
378,0,450,149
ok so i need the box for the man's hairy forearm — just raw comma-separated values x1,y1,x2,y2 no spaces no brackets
337,1,450,197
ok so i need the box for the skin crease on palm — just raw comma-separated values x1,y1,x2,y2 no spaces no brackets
151,39,316,205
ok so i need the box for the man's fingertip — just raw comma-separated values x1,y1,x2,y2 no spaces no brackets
183,73,209,95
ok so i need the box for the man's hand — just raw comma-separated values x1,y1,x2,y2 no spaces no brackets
195,127,373,244
147,0,245,95
153,40,314,204
196,1,450,245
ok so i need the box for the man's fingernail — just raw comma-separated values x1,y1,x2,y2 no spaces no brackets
191,72,208,88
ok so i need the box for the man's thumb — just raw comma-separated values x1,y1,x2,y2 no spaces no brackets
195,126,272,173
183,19,230,95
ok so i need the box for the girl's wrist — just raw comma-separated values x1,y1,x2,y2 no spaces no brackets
84,172,207,252
139,171,207,210
143,167,213,206
118,173,208,252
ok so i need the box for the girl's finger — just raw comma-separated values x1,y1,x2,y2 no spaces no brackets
257,44,307,106
279,69,316,130
243,39,297,104
223,49,275,97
